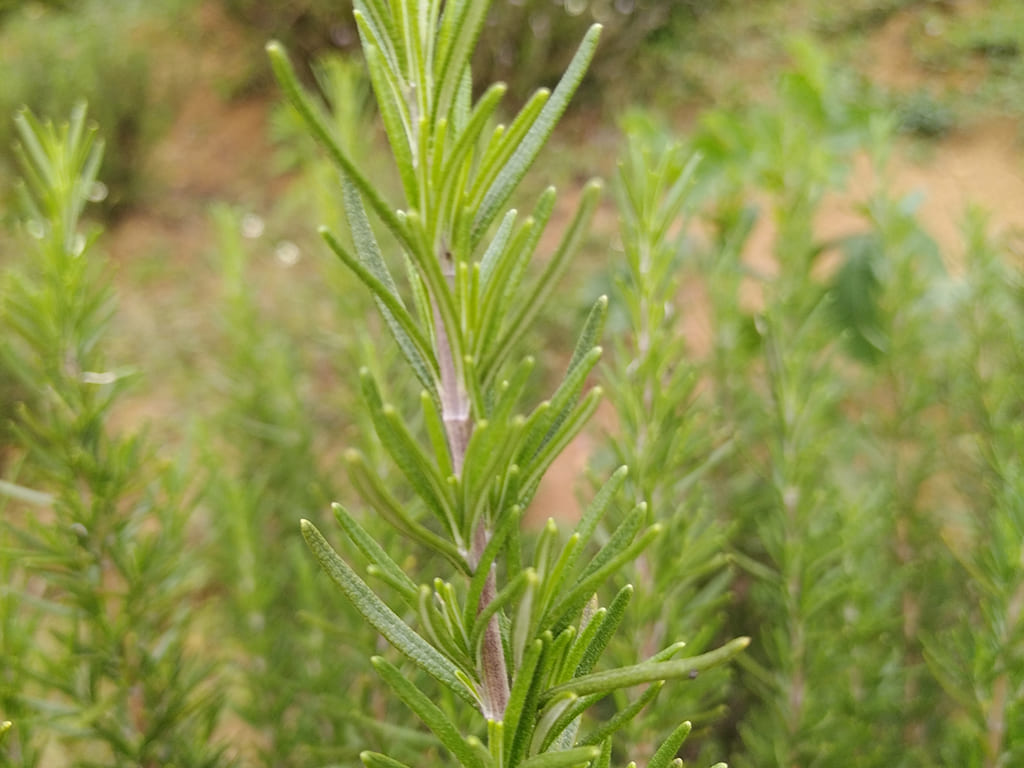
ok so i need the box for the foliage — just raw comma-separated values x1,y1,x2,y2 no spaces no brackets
923,211,1024,767
0,107,226,765
0,1,171,216
910,0,1024,117
626,36,1023,767
593,113,736,763
267,1,747,766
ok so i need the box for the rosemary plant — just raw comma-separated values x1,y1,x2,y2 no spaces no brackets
268,1,747,765
595,116,735,761
925,211,1024,767
0,107,225,766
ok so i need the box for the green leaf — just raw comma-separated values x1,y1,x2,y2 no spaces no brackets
360,369,460,541
475,189,557,363
504,637,544,764
439,83,507,217
567,466,628,574
300,519,475,704
361,751,415,768
575,585,633,678
518,746,600,768
548,523,659,631
333,502,418,604
266,41,413,252
517,345,602,466
372,656,485,768
321,224,437,397
362,41,418,201
434,0,490,123
469,89,552,209
479,209,519,289
541,637,751,703
569,296,608,379
830,232,888,363
649,721,692,768
345,449,468,571
471,24,603,244
518,388,602,501
531,691,578,754
580,681,664,746
484,180,603,381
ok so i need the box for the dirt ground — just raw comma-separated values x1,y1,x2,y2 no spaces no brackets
105,3,1024,521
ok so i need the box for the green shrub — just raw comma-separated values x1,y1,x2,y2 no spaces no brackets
266,0,747,764
0,106,226,766
0,1,172,215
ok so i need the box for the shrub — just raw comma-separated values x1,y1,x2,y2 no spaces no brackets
0,106,226,766
0,1,171,215
265,0,747,764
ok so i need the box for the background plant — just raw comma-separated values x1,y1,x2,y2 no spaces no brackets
0,106,226,767
591,114,736,764
0,1,177,216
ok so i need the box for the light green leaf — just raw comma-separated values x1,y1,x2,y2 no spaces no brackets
333,503,418,604
372,656,485,768
649,721,692,768
580,680,664,746
433,0,490,123
518,746,600,768
484,180,602,381
471,24,602,244
574,585,632,678
266,41,413,252
361,751,415,768
0,480,53,507
321,225,437,396
541,637,751,703
300,519,475,704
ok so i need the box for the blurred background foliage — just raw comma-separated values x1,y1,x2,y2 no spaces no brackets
2,0,1024,765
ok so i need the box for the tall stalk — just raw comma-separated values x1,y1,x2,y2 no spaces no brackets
267,1,746,765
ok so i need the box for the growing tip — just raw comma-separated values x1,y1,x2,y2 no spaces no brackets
265,40,284,55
